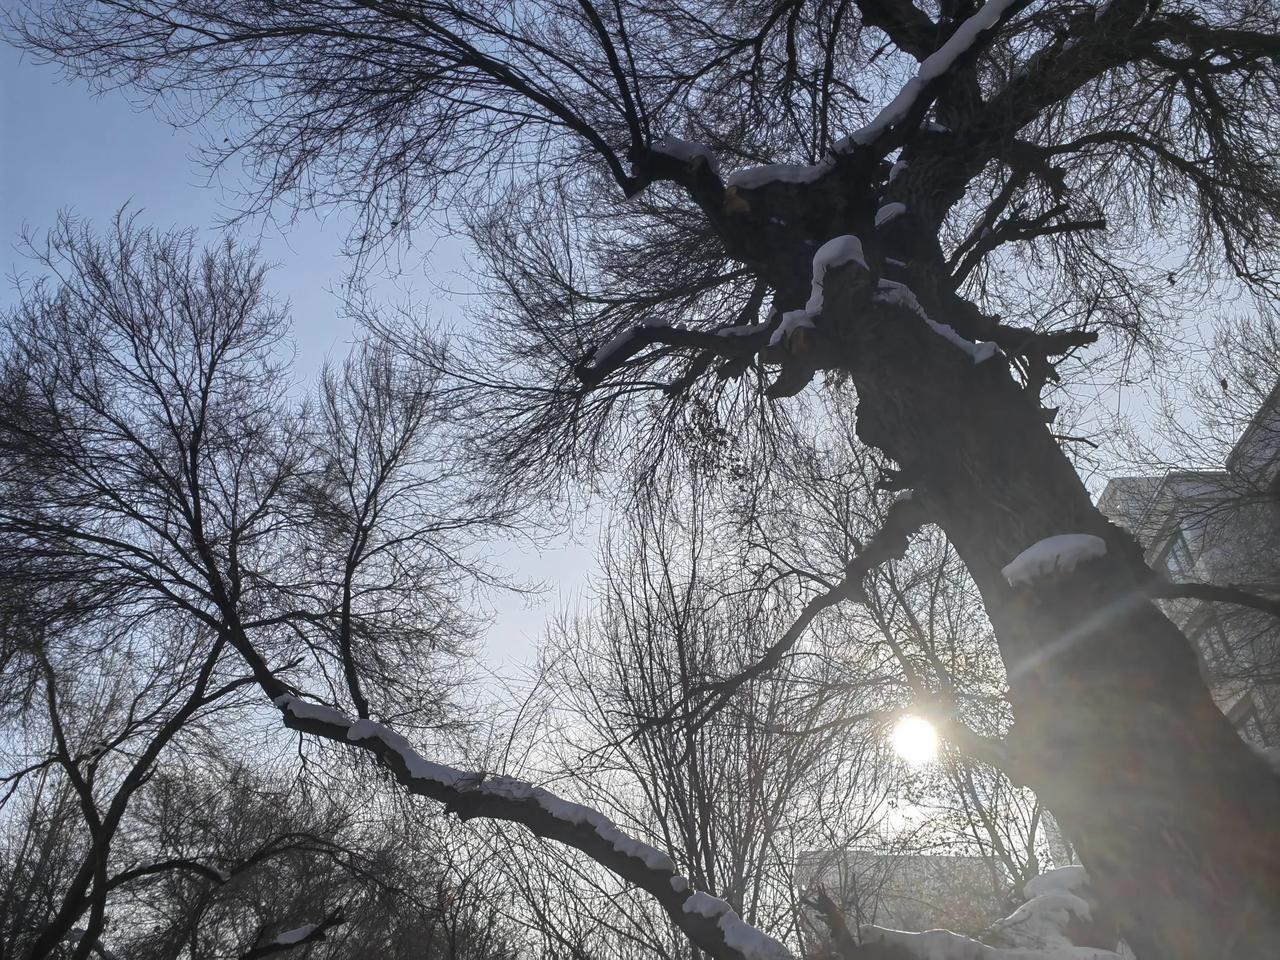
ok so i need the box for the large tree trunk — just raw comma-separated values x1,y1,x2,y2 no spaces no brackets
839,288,1280,959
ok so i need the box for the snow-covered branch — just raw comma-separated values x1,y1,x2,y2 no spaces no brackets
241,912,346,959
575,319,771,387
273,697,793,960
834,0,1029,154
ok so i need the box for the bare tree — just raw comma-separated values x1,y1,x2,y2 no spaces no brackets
529,473,897,958
0,214,504,960
10,1,1280,955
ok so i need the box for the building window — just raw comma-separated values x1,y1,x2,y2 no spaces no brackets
1231,697,1268,747
1157,529,1195,578
1187,608,1234,668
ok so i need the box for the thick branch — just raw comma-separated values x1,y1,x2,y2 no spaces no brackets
1150,579,1280,622
273,696,794,960
241,912,346,960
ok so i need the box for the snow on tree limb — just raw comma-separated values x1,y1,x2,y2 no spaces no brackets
576,320,771,386
873,281,1000,363
272,696,793,960
858,925,1121,960
241,911,346,959
834,0,1027,153
651,136,721,176
1002,535,1108,586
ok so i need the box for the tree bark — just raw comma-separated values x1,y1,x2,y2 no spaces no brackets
835,279,1280,959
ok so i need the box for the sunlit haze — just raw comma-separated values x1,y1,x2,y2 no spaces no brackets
891,715,939,767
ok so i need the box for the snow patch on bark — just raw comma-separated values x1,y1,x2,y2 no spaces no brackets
1002,535,1108,586
806,235,867,313
769,310,816,347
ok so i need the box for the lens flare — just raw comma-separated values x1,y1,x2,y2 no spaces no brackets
891,715,938,767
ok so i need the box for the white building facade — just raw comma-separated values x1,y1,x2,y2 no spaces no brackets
1099,383,1280,746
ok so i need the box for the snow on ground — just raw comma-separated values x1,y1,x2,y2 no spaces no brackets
1001,535,1108,586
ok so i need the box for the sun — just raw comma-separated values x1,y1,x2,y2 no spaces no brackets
891,715,939,767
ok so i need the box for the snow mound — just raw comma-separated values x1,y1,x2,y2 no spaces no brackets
1002,535,1107,586
989,891,1092,949
1023,865,1090,901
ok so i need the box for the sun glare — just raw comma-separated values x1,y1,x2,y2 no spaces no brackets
891,715,938,767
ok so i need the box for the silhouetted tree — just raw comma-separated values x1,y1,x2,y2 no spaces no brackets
11,2,1280,957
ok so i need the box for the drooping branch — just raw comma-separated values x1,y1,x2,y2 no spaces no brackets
272,695,795,960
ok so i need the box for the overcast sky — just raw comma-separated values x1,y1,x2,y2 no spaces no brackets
0,42,597,675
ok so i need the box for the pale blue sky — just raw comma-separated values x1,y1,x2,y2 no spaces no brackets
0,41,596,673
